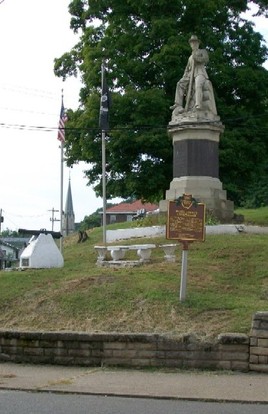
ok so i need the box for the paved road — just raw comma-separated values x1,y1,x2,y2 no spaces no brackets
1,390,268,414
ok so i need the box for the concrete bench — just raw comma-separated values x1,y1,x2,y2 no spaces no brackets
94,244,156,263
95,244,179,264
107,245,130,261
159,244,178,262
107,244,156,262
94,246,108,263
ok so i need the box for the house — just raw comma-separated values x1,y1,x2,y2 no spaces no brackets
0,240,20,269
103,200,159,225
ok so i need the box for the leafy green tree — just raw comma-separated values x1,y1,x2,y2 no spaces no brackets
79,209,102,230
1,229,20,237
55,0,268,206
79,202,116,230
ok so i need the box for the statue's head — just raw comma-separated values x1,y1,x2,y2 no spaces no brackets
189,35,200,47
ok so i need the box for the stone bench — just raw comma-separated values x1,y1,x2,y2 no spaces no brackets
159,243,178,262
108,244,156,262
94,244,156,263
94,246,108,263
94,243,179,264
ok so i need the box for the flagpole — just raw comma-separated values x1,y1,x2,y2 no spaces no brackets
101,62,107,245
100,61,109,246
57,89,67,254
60,139,64,253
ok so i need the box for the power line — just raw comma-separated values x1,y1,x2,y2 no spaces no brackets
0,122,57,132
0,84,58,99
0,113,268,134
0,106,59,118
2,210,47,219
1,210,48,230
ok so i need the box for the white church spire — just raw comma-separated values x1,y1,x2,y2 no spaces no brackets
62,175,75,236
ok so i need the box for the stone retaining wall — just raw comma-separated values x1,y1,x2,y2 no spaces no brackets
0,331,249,371
250,312,268,373
1,312,267,372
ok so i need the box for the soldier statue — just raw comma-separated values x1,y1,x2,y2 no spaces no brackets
171,35,217,117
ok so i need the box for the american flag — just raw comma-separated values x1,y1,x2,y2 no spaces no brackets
57,100,68,143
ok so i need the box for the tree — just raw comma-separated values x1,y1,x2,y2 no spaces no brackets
79,202,116,230
1,229,20,238
79,209,102,230
54,0,268,207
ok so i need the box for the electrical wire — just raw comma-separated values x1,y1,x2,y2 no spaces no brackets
1,210,48,231
0,118,268,134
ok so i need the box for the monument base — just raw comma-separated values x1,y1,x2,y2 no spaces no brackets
160,116,234,222
159,176,234,222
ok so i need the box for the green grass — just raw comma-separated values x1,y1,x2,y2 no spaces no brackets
235,206,268,226
0,210,268,338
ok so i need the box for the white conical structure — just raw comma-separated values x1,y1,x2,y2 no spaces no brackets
19,233,64,269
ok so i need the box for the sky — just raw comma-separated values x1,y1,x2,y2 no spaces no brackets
0,1,267,232
0,0,122,232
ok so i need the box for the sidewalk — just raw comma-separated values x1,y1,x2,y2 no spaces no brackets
0,362,268,403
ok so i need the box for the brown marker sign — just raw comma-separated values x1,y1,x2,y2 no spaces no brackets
166,194,205,242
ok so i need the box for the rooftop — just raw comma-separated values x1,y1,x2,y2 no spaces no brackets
106,200,158,214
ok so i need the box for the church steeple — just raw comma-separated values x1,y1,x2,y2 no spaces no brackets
62,177,75,236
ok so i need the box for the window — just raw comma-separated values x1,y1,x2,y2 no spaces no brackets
21,259,29,267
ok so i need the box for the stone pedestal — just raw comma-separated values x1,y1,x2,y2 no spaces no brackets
160,115,234,221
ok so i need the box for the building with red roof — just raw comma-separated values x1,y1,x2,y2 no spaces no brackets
104,200,159,225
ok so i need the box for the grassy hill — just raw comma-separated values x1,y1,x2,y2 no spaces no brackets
0,208,268,339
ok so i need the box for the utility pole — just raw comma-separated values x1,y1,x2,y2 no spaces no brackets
0,209,3,234
48,208,60,231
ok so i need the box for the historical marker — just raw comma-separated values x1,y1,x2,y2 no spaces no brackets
166,194,206,302
166,194,205,242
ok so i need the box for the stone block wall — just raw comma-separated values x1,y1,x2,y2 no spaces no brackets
0,331,249,371
250,311,268,373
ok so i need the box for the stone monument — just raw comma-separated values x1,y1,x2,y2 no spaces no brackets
160,35,234,221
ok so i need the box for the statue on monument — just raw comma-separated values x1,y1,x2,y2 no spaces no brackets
162,36,234,222
171,35,217,120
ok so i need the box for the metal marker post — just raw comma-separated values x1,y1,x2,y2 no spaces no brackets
180,241,189,302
